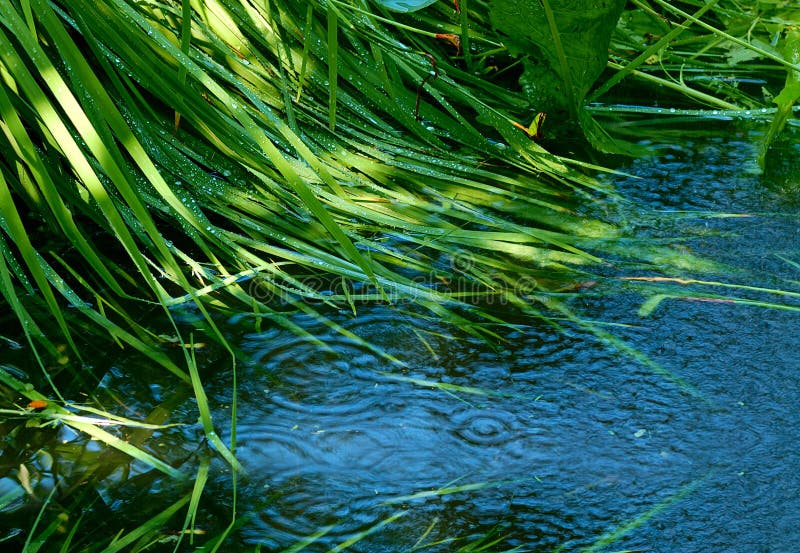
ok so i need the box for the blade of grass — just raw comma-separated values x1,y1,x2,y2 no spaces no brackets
0,150,78,362
577,477,705,553
384,478,534,505
328,4,339,131
327,510,408,553
104,495,191,553
378,371,538,401
589,0,720,103
280,524,337,553
21,485,60,553
295,4,315,102
188,335,244,473
174,454,211,551
649,0,800,73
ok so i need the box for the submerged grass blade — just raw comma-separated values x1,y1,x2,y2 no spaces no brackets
378,371,538,401
280,524,337,553
622,276,800,316
577,477,705,553
384,478,534,505
21,485,60,553
327,510,408,553
175,455,211,550
537,296,706,400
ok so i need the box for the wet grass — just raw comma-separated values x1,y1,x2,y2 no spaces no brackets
0,0,798,550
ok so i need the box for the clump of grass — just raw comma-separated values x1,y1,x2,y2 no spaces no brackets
592,0,800,163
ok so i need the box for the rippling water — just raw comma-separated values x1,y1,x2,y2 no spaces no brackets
205,133,800,551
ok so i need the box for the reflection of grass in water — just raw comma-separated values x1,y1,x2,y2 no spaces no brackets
0,0,797,550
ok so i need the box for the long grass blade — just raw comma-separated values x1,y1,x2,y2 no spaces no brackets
21,485,60,553
327,4,339,131
327,510,407,553
188,336,244,473
104,495,191,553
577,477,705,553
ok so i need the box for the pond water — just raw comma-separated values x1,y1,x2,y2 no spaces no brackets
2,129,799,551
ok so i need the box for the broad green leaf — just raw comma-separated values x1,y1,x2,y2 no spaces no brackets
759,27,800,170
373,0,439,12
491,0,624,108
489,0,629,152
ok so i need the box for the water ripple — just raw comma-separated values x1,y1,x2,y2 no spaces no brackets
452,407,519,447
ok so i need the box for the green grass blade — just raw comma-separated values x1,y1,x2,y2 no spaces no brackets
57,513,85,553
384,479,532,505
21,485,60,553
578,477,705,553
0,152,77,360
328,5,339,131
295,4,315,102
589,0,720,103
104,495,191,553
540,0,576,115
327,510,407,553
188,336,244,473
280,524,337,553
650,0,800,74
458,0,471,69
378,372,537,400
174,455,211,551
